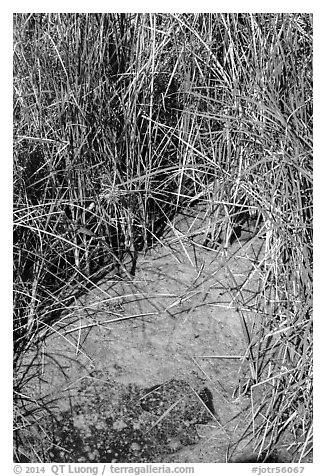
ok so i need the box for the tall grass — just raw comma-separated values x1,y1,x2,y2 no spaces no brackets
13,13,312,462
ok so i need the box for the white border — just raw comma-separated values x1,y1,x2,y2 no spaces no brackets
3,5,323,474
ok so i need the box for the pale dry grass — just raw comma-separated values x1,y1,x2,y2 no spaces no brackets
13,13,312,462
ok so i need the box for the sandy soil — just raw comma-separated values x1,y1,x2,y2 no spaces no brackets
18,208,296,463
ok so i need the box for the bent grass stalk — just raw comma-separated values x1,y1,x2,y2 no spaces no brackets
13,13,312,462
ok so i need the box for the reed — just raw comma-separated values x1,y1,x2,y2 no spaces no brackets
13,13,312,462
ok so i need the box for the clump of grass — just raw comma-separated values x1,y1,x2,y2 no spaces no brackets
196,14,312,462
14,13,181,357
13,13,312,462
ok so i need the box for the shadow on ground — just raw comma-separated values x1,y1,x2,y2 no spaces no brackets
15,210,306,463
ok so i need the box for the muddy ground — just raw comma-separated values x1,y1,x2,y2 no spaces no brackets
17,208,299,463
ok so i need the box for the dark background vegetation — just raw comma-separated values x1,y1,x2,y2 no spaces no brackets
13,13,312,463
